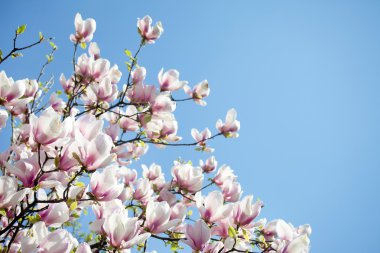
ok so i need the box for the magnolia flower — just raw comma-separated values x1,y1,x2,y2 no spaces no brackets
132,66,147,84
151,94,176,114
103,209,151,249
59,74,75,94
233,195,262,228
216,108,240,138
145,201,180,234
5,155,40,187
89,42,100,59
0,176,30,208
284,235,310,253
119,105,139,132
213,165,236,186
133,178,154,203
183,80,210,106
76,132,116,171
38,228,78,253
195,191,233,223
90,167,124,201
40,202,70,227
76,54,111,83
191,127,214,152
142,163,163,181
158,68,188,92
50,93,66,113
171,163,204,193
83,77,118,104
200,156,217,173
0,71,26,106
182,219,211,252
24,79,38,98
91,199,124,232
137,15,163,43
145,113,181,142
118,168,138,185
0,109,8,130
30,107,71,145
263,219,299,241
127,83,157,104
70,13,96,43
221,179,242,202
75,243,92,253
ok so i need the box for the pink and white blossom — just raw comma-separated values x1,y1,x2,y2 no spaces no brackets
158,68,188,92
137,15,163,43
216,108,240,138
70,13,96,43
182,219,211,252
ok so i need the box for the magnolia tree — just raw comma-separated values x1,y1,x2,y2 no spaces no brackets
0,14,311,253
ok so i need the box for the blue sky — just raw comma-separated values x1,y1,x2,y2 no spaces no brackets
1,1,380,252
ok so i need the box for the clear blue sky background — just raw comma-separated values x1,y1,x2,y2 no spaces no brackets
1,1,380,252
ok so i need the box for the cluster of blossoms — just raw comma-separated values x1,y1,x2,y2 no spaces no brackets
0,13,311,253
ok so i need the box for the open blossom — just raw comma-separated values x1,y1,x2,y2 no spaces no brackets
216,108,240,138
89,42,100,59
182,219,211,252
76,128,116,170
171,163,204,193
50,93,66,113
91,199,124,232
283,235,310,253
40,202,70,227
132,67,147,84
70,13,96,43
142,163,163,181
39,228,78,253
133,178,154,203
5,155,40,187
137,15,163,43
119,105,139,132
145,201,180,234
0,176,30,208
200,156,217,173
30,107,71,145
213,165,236,186
183,80,210,106
0,109,8,129
90,167,123,201
128,83,157,104
103,209,151,249
233,195,262,228
145,113,181,142
191,127,214,152
151,94,176,114
60,74,75,94
221,179,242,202
195,191,233,223
0,71,26,106
158,68,188,92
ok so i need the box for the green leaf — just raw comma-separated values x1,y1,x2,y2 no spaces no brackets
49,41,57,50
56,90,62,95
39,32,44,41
124,49,132,57
74,182,85,187
46,54,53,63
16,24,27,35
0,209,6,217
228,226,237,238
80,42,87,49
11,53,23,58
69,201,78,211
